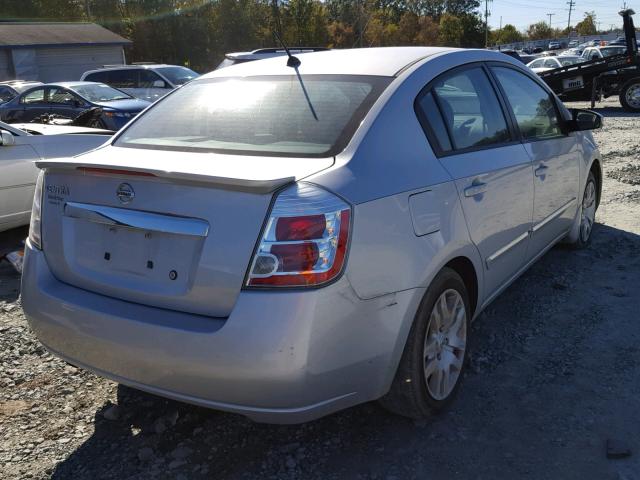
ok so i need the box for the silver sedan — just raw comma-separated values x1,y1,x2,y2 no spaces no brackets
21,47,602,423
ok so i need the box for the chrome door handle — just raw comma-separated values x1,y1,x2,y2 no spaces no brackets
535,165,549,177
464,182,487,197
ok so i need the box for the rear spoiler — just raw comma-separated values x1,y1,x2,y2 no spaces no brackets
35,154,333,194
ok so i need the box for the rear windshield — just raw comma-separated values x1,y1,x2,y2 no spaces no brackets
115,75,391,157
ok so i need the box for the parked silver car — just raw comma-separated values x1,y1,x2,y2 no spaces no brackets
22,47,602,423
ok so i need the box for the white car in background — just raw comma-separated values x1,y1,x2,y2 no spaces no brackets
0,121,112,232
80,64,199,103
527,56,584,73
582,46,628,61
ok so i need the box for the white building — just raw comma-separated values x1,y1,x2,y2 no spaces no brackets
0,22,131,82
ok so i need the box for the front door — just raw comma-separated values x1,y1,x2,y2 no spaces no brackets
416,65,534,300
47,87,84,120
491,66,580,260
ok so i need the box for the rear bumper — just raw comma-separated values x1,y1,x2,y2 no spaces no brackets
21,241,422,423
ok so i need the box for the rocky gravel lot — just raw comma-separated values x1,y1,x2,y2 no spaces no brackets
2,97,640,479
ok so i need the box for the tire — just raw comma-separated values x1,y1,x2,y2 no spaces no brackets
379,267,470,419
569,171,598,249
619,78,640,112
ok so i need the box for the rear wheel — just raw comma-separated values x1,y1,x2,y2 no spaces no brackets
380,268,470,419
619,78,640,112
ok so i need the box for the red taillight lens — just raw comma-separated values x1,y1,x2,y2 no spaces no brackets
271,243,320,271
276,215,326,241
246,183,351,288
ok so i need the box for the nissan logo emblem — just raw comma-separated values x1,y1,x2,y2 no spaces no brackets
116,183,135,204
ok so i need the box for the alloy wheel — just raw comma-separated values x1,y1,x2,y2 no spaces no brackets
625,83,640,109
580,179,597,243
423,289,467,401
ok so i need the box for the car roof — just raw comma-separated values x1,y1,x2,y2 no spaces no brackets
205,47,464,78
86,64,183,72
31,81,103,89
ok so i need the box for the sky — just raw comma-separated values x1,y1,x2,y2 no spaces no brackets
486,0,635,32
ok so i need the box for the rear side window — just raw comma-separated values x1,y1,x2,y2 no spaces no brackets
108,69,137,88
543,58,559,68
415,91,452,152
427,67,510,151
116,75,391,157
492,67,563,141
85,71,108,83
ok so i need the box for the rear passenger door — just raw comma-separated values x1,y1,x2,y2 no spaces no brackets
415,64,534,301
15,88,49,122
490,65,580,261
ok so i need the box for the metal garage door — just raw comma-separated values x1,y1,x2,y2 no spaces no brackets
0,50,13,81
35,45,124,82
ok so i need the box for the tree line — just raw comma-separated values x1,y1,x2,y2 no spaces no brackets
0,1,615,73
1,0,484,72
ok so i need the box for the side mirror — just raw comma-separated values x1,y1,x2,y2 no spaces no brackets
152,80,167,88
0,130,15,146
566,108,602,132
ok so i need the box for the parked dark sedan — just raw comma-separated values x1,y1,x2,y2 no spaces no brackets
0,82,150,130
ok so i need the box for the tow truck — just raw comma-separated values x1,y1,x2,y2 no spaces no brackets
538,9,640,111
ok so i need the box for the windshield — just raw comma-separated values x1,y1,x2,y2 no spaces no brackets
116,75,391,157
155,66,199,85
74,84,131,102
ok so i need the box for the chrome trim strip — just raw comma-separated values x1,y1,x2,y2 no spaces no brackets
64,202,209,237
531,198,576,233
0,182,35,191
479,228,570,313
486,230,530,268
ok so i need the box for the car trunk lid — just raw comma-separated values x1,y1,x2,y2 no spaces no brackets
38,146,333,317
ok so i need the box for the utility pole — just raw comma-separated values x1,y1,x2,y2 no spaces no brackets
567,0,575,30
484,0,492,47
499,16,502,31
547,13,555,29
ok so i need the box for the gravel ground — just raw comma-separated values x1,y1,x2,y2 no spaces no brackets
2,97,640,480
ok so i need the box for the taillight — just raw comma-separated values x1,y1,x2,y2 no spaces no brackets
28,170,44,250
246,183,351,287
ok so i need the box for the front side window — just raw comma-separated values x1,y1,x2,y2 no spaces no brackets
21,88,45,104
429,67,510,151
529,59,544,68
154,66,199,85
0,87,16,103
544,58,559,69
48,88,77,105
116,75,391,157
139,70,166,88
492,66,563,141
